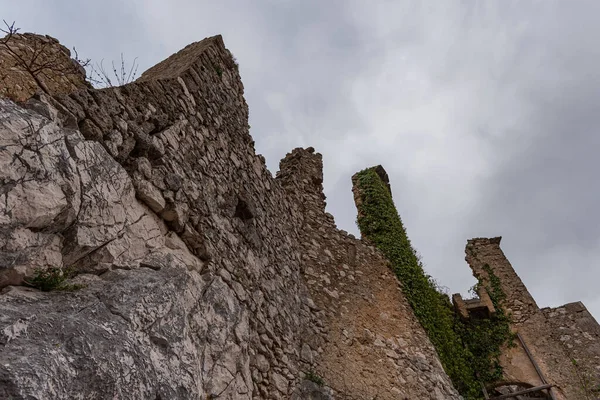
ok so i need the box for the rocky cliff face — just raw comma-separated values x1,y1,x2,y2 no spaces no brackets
0,33,460,399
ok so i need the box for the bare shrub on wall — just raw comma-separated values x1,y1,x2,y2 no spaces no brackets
86,53,139,88
1,20,138,94
0,20,91,97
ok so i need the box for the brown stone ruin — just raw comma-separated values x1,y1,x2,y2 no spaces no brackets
452,289,496,321
456,237,600,399
1,29,600,400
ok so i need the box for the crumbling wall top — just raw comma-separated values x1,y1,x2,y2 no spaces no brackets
465,236,539,324
138,35,232,82
467,236,502,246
372,165,392,195
277,147,328,216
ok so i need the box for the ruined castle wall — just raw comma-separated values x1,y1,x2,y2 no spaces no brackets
466,238,539,324
465,238,599,400
1,35,318,400
1,33,460,399
278,149,461,400
542,302,600,396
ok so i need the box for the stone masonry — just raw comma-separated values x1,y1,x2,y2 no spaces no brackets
278,149,460,400
0,32,461,399
0,32,90,102
542,301,600,398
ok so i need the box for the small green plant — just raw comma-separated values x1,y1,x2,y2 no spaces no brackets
24,267,85,292
304,369,324,386
213,64,223,77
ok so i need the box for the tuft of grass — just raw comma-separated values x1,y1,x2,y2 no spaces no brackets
304,370,324,386
24,267,86,292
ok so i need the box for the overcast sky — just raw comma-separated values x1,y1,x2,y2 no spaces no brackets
3,1,600,321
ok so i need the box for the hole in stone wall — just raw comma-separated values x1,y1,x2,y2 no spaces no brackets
234,198,254,221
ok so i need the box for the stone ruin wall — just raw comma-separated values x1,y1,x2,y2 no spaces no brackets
0,33,460,399
542,301,600,397
279,149,460,400
0,32,91,102
465,237,600,400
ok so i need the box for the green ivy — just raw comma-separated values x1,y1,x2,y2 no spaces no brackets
353,168,513,399
213,64,223,77
459,264,515,384
304,369,325,387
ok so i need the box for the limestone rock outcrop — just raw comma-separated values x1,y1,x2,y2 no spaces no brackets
0,33,461,399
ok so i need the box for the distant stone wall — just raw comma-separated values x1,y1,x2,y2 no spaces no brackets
543,302,600,397
466,237,539,324
464,238,600,400
0,32,460,399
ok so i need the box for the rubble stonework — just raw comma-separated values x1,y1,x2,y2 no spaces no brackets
0,33,461,399
542,301,600,397
464,237,600,399
278,149,460,400
0,33,90,102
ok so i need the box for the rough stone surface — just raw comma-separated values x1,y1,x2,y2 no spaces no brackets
542,301,600,399
279,149,461,400
0,32,90,102
0,33,461,399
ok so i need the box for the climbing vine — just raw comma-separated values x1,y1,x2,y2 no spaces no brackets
459,265,515,384
354,167,513,399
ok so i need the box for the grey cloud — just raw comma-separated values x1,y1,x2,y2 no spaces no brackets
465,1,600,311
2,0,599,320
2,1,152,74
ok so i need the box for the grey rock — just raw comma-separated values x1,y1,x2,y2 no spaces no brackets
0,256,246,399
301,343,314,363
290,380,333,400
